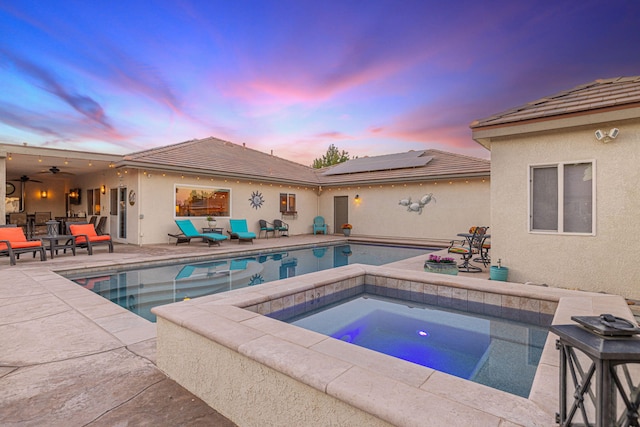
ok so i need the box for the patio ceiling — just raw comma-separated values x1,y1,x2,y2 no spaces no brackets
1,144,121,185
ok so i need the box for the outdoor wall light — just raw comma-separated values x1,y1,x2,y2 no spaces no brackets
595,128,619,143
355,194,360,200
101,185,106,194
40,190,48,199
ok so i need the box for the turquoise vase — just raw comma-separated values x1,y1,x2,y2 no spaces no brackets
424,261,458,275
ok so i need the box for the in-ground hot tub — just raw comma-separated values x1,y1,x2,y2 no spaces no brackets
153,264,630,426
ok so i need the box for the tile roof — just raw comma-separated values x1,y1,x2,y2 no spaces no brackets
122,137,321,185
121,137,489,186
315,149,490,185
470,76,640,129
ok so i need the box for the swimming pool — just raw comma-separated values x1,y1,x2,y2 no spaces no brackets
68,243,434,321
280,293,547,397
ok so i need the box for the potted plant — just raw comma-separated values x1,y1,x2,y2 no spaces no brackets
424,254,459,275
341,223,352,237
206,215,216,228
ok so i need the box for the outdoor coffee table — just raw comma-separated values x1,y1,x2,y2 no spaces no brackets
40,235,77,259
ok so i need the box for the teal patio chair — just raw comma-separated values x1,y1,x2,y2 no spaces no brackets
273,219,289,237
228,219,256,243
258,220,276,239
175,219,228,247
313,216,327,235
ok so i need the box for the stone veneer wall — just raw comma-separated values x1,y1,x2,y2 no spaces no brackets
245,273,558,327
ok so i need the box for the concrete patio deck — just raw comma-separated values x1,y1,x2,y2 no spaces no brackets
1,234,480,426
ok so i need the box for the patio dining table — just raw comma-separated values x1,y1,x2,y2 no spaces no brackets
455,232,490,272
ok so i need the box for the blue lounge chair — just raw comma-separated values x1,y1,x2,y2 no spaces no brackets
175,219,228,247
313,216,327,235
228,219,256,243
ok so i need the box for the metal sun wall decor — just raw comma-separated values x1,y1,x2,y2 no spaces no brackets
249,191,264,209
398,193,436,215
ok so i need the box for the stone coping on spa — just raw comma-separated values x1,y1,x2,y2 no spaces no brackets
152,264,633,427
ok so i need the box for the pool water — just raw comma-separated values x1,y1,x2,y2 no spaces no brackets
286,294,548,397
68,243,433,322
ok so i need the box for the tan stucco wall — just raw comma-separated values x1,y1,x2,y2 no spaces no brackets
489,120,640,298
156,318,392,427
318,179,490,242
136,173,320,245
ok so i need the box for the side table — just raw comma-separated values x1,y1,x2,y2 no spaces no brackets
40,235,77,259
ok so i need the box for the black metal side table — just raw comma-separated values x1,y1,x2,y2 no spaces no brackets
551,324,640,426
40,235,77,259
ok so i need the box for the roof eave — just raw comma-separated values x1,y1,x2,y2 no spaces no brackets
471,104,640,143
116,160,321,187
318,171,490,187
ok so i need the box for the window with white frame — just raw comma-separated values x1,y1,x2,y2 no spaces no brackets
175,186,230,217
529,161,595,234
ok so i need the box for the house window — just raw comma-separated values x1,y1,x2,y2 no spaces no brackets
175,186,230,217
279,193,296,213
529,161,594,234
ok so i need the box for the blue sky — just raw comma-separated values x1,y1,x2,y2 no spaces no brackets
1,1,639,165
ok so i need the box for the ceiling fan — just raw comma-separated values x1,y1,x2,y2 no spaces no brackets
10,175,42,183
36,166,74,176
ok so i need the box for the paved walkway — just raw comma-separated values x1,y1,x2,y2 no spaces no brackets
0,234,487,426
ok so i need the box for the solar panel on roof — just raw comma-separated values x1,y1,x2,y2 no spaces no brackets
322,151,433,175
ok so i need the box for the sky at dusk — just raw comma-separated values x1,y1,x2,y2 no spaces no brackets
1,1,640,166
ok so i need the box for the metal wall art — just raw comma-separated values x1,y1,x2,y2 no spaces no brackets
249,191,264,209
398,193,436,214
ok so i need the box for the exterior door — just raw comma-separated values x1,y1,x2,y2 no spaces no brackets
334,196,348,234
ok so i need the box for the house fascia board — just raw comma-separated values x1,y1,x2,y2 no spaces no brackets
318,172,490,188
116,161,321,187
0,143,122,163
472,105,640,150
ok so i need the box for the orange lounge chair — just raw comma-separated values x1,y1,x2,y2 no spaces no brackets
69,223,114,255
0,225,47,265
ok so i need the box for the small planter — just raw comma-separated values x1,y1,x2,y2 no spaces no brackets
490,266,509,281
424,261,458,275
342,229,351,237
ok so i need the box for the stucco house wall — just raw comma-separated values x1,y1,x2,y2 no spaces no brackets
135,172,320,245
318,178,490,243
487,120,640,298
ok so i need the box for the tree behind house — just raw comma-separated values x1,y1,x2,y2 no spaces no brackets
312,144,351,168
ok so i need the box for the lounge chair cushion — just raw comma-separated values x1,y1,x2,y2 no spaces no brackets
0,227,28,242
70,224,112,244
0,227,43,250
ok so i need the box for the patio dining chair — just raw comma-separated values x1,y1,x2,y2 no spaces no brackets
258,220,276,239
8,212,29,238
448,226,488,273
273,219,289,237
32,211,52,237
95,217,108,235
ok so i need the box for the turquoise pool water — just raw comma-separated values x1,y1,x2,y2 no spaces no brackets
283,294,548,397
67,243,434,322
